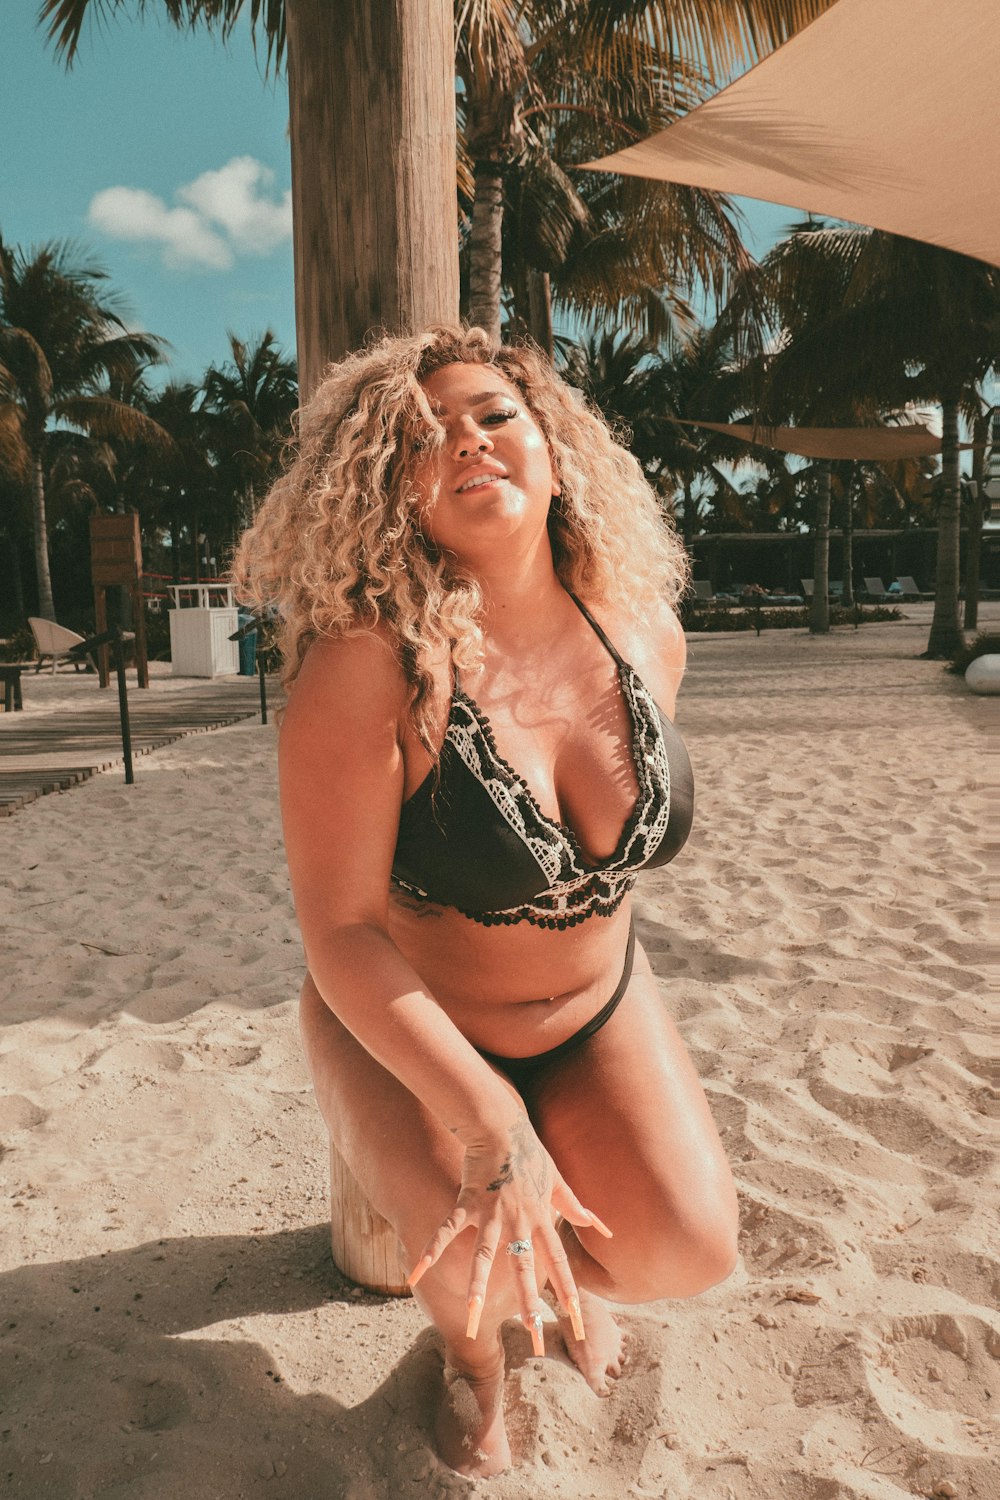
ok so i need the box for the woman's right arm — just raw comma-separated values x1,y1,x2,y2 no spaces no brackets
278,629,518,1142
278,630,607,1337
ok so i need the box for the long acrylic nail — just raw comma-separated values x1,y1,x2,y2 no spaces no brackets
566,1295,586,1342
466,1294,483,1340
522,1309,545,1357
406,1255,433,1289
584,1209,613,1239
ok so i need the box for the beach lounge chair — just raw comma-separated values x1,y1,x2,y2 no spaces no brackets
895,575,934,600
28,617,97,674
800,579,844,601
692,579,715,602
862,576,890,601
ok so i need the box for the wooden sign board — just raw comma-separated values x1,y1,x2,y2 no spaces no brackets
90,513,143,585
89,511,149,689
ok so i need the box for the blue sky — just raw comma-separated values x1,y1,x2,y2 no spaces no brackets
2,5,799,388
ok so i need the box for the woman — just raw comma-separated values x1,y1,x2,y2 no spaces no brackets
232,326,737,1478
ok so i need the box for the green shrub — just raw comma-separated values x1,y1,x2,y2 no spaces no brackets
947,631,1000,674
685,603,902,633
0,626,36,663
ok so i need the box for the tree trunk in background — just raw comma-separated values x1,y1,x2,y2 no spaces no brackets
30,452,55,621
840,462,855,608
285,0,460,398
528,269,554,359
963,409,988,631
170,516,182,583
682,476,694,549
809,460,831,635
4,534,25,621
926,396,964,658
468,163,504,340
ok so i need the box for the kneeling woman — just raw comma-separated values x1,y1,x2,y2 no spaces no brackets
232,326,738,1477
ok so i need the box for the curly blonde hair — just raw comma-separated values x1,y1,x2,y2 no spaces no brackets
230,325,689,748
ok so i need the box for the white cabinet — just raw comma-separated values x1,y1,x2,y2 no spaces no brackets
168,584,240,677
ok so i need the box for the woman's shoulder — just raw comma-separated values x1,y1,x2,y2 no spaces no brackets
585,592,686,717
288,623,452,739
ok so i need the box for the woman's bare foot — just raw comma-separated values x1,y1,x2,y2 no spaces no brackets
434,1337,511,1478
554,1288,626,1396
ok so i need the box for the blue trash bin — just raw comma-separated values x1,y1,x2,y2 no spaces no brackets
237,611,257,676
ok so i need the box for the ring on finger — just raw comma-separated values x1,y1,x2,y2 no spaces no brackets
506,1238,533,1257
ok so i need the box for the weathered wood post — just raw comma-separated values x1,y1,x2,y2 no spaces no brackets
285,0,460,397
285,0,458,1292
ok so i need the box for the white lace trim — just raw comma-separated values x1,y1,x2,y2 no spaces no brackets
431,666,671,924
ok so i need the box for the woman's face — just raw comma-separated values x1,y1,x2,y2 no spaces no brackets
412,362,559,559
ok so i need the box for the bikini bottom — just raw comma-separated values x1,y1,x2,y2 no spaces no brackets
477,917,636,1093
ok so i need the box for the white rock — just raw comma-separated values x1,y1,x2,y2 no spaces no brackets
965,654,1000,694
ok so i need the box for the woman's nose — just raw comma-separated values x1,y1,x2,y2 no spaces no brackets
450,417,494,459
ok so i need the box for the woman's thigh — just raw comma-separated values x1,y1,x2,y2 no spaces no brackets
521,937,739,1303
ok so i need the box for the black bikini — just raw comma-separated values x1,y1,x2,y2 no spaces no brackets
390,593,694,1075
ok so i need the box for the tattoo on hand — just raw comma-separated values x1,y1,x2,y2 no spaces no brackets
484,1119,549,1198
511,1117,550,1197
487,1157,513,1192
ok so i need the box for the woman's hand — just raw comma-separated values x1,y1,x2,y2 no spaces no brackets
406,1112,612,1351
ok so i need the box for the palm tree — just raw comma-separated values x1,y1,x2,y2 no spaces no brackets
459,0,838,343
724,223,1000,651
44,3,834,385
42,0,459,396
0,236,168,619
201,328,297,539
0,400,32,620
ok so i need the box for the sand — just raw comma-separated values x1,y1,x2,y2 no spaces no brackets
1,608,996,1500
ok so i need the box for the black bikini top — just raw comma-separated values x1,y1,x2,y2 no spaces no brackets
391,594,694,929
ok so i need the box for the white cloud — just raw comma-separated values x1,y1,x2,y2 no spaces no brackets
178,157,292,254
87,157,292,272
89,187,233,270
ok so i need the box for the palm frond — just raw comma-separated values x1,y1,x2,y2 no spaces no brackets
55,394,178,452
40,0,285,72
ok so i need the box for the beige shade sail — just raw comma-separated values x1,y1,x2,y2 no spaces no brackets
677,420,960,460
585,0,1000,269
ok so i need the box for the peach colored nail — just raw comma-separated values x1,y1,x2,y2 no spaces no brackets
584,1210,613,1238
466,1294,483,1340
523,1310,545,1357
566,1295,586,1342
406,1255,433,1289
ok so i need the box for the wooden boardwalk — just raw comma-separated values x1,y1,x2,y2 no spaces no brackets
0,677,278,817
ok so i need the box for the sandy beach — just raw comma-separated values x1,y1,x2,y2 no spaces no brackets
2,608,996,1500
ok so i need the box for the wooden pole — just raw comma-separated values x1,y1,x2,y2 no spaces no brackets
285,0,460,398
329,1141,410,1296
132,581,150,689
94,585,109,688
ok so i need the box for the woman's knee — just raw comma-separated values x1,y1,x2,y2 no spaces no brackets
593,1193,739,1303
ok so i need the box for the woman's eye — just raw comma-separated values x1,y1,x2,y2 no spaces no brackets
482,407,518,425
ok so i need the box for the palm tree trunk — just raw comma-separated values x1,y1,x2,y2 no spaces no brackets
3,532,25,621
926,396,964,658
809,460,831,635
840,462,855,608
963,411,988,631
682,476,695,550
170,515,182,583
963,492,983,631
30,451,56,621
285,0,460,397
468,162,504,340
528,269,554,359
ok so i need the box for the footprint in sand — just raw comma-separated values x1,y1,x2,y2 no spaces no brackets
867,1314,997,1461
0,1095,48,1132
86,1039,185,1076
